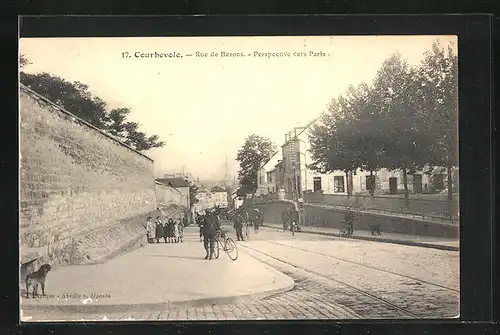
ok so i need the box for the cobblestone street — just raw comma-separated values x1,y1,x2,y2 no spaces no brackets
22,223,459,321
19,35,467,324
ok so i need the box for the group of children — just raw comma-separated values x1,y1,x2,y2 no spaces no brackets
144,216,184,243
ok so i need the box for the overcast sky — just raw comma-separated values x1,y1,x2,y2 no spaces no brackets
20,35,456,180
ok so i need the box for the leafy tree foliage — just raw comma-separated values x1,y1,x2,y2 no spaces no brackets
20,54,31,69
188,180,200,208
19,55,164,152
371,53,431,204
308,40,458,213
236,134,277,195
416,42,458,215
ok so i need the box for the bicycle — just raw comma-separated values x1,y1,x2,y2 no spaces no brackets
214,229,239,261
282,221,289,232
339,220,353,237
290,221,298,236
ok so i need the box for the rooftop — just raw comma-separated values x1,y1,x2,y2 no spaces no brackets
211,186,226,193
156,178,190,188
261,151,283,172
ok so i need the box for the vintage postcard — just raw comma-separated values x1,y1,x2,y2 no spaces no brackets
19,35,459,322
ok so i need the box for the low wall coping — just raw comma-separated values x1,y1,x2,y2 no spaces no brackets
305,193,458,203
252,199,457,227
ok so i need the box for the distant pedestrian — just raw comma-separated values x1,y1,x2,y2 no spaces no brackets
234,214,244,241
161,218,168,243
197,213,205,242
167,218,175,243
178,219,184,243
251,209,260,234
145,216,155,243
155,216,164,243
174,220,180,243
281,209,290,231
289,207,299,233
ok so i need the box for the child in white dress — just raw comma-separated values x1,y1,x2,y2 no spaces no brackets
173,220,180,243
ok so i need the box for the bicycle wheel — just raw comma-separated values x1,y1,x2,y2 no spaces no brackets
214,238,220,259
224,237,238,261
346,226,353,237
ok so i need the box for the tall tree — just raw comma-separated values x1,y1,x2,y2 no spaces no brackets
371,53,433,206
188,181,200,208
236,134,276,195
20,72,109,129
417,41,459,216
344,83,386,196
308,40,458,208
308,97,358,196
19,56,164,151
20,54,31,70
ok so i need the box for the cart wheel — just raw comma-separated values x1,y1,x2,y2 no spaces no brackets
225,238,238,261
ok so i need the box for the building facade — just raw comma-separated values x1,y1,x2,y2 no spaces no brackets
230,190,244,210
260,121,453,198
256,151,282,196
211,186,229,208
154,182,184,208
155,176,190,208
280,123,339,197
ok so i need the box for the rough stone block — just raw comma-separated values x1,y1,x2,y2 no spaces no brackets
19,86,156,266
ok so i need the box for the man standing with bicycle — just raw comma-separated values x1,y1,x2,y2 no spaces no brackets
202,209,218,260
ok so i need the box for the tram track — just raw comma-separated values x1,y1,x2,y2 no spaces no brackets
238,242,421,319
265,240,458,293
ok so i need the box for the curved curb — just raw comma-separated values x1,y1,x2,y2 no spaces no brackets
262,224,458,252
337,233,459,251
20,265,295,315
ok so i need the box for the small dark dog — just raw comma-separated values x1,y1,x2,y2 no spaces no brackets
369,224,383,236
25,264,52,298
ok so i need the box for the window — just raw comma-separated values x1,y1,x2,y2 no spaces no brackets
313,177,322,192
334,176,345,193
433,174,445,190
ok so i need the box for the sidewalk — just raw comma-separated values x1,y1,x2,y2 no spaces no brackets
262,222,459,251
20,227,294,315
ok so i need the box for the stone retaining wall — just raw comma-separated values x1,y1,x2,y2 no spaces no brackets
20,85,156,269
246,201,459,239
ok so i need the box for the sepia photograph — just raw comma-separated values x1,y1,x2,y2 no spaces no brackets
19,35,459,322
